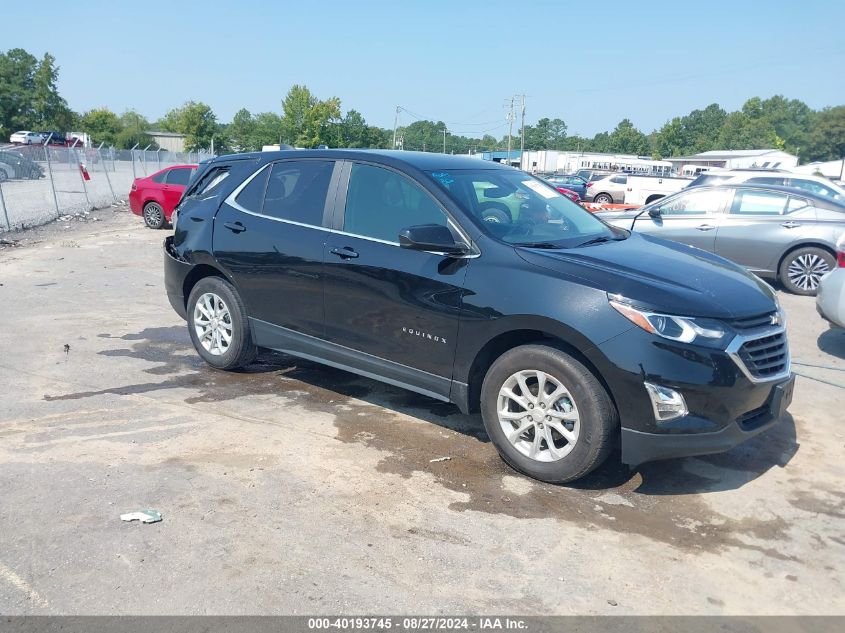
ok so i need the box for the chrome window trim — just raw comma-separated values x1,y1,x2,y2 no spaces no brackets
725,326,791,384
224,163,271,215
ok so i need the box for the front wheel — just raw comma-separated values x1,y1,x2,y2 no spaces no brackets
187,277,256,370
480,344,617,483
779,247,834,295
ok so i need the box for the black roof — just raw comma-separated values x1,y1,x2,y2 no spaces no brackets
211,149,513,172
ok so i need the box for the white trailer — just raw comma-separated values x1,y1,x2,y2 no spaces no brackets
623,175,691,205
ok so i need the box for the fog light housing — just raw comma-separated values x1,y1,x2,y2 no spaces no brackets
644,382,688,422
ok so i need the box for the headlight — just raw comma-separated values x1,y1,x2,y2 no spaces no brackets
609,298,727,345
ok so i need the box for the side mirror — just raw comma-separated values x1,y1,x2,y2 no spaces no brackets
648,207,662,218
399,224,469,256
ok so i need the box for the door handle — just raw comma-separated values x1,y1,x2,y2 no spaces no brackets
781,221,802,229
330,246,359,259
223,221,246,233
696,224,716,231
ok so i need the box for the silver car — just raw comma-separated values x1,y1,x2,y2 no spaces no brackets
586,173,628,204
817,238,845,327
597,184,845,295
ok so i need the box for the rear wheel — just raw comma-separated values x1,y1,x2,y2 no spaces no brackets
187,277,256,370
480,344,617,483
593,193,613,204
143,202,166,229
779,247,834,295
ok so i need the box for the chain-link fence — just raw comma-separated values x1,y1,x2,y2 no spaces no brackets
0,143,214,231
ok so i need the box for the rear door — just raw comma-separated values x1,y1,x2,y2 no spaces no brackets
632,188,729,251
715,190,815,274
212,159,340,338
321,161,469,393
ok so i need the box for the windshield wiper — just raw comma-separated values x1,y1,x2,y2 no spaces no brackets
517,242,562,249
577,234,626,247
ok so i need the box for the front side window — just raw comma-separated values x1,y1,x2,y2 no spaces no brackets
428,169,620,248
730,190,789,215
262,160,334,225
344,163,447,242
656,189,726,216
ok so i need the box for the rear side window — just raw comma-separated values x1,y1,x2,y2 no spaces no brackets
730,191,788,215
151,171,166,184
262,160,334,225
746,176,786,186
690,174,730,187
610,175,627,185
166,167,194,186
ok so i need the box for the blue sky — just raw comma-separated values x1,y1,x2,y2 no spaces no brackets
5,0,844,136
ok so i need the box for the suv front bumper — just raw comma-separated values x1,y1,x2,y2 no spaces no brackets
621,373,794,466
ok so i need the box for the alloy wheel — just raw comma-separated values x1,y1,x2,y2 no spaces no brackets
193,292,233,356
497,369,580,462
144,204,164,227
787,253,830,291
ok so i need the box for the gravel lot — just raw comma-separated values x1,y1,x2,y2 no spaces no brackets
0,209,843,615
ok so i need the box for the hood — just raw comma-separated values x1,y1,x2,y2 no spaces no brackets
517,232,777,319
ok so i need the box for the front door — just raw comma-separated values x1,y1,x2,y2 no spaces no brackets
322,161,470,395
632,188,729,251
213,159,338,338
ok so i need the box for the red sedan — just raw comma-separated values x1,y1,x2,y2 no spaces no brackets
555,186,580,202
129,164,197,228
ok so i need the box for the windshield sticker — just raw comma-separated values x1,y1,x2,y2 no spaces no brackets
522,180,557,199
431,171,454,186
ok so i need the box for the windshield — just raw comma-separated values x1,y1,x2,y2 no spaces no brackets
427,169,623,248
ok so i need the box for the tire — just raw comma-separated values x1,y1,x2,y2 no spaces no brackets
143,202,166,229
187,276,257,370
593,193,613,204
778,246,835,296
479,203,511,225
0,168,9,182
480,344,617,483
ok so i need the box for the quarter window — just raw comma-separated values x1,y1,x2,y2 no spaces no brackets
235,165,270,212
344,163,448,242
730,191,788,215
262,160,334,225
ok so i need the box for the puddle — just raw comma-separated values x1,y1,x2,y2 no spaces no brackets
43,325,809,559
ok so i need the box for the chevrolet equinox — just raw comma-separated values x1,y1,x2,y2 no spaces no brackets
164,150,794,483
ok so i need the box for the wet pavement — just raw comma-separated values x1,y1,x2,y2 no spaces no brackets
0,210,843,614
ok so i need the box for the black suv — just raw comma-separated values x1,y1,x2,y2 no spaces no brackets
164,150,794,483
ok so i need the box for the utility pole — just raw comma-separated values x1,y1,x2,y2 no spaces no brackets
519,94,526,169
442,126,447,153
392,106,400,150
506,97,515,161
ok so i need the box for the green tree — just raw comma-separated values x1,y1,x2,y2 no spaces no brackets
252,112,283,148
280,85,316,145
339,109,368,147
0,48,39,138
114,110,152,149
31,53,74,131
717,111,780,150
227,108,257,151
523,117,567,150
81,107,121,146
161,101,218,151
606,119,650,155
805,106,845,162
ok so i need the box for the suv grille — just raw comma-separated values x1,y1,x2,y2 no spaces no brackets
728,311,777,331
737,331,788,379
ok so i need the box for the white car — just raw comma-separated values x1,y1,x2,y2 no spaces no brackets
689,169,845,205
817,238,845,328
9,131,44,145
